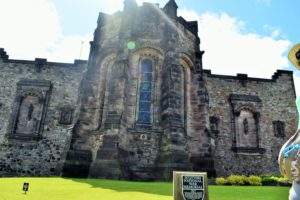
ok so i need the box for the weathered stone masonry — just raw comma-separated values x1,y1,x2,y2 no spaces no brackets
204,70,298,176
0,48,87,176
0,0,298,180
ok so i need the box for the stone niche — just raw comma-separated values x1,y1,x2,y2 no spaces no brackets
230,94,265,154
8,79,52,140
59,106,74,125
273,120,285,138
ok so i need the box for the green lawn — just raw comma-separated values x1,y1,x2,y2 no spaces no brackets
0,177,289,200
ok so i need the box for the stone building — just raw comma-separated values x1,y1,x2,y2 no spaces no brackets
0,0,298,180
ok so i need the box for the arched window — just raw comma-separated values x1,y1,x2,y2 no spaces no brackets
137,59,153,124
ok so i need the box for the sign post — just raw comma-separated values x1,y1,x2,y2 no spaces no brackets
23,182,29,194
173,171,209,200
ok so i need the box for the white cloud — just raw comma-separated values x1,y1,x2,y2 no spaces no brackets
0,0,170,62
179,9,300,99
0,0,62,60
0,1,298,99
95,0,123,14
263,24,281,38
178,9,291,79
93,0,167,14
137,0,167,6
47,35,91,62
0,0,91,62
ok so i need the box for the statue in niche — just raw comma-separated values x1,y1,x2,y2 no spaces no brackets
27,103,34,120
243,118,249,134
277,121,285,137
15,96,39,134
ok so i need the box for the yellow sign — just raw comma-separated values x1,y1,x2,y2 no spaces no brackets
288,43,300,70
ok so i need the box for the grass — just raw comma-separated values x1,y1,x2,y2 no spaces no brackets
0,177,289,200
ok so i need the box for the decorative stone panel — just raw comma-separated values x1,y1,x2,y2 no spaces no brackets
59,106,74,125
8,79,51,140
230,94,264,153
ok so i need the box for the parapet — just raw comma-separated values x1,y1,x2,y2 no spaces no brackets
0,48,88,68
203,69,294,82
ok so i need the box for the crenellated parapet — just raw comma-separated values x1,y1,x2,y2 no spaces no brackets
203,69,294,82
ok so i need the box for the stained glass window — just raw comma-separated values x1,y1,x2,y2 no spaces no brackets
137,59,153,124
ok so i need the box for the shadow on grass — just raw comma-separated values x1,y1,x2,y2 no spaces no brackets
64,178,173,197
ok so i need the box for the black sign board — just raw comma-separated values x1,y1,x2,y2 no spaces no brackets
23,182,29,193
182,175,205,200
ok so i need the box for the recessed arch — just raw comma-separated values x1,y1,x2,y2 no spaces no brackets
179,56,193,135
130,46,164,57
179,53,195,71
126,47,165,127
99,53,117,129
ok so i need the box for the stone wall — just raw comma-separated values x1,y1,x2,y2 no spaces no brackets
204,70,298,176
0,49,87,176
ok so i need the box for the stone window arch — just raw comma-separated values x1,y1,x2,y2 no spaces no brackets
128,47,164,128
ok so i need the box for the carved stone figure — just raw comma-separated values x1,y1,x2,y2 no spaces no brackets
27,103,34,121
243,118,249,134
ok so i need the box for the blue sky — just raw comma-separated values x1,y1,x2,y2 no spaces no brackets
0,0,299,124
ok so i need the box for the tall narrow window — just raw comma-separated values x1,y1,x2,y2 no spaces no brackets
137,59,153,124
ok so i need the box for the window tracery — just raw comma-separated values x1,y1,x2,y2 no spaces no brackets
137,59,153,124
